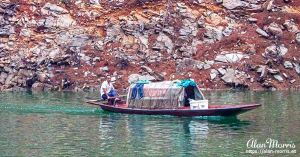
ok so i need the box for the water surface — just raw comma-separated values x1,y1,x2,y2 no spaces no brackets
0,91,299,156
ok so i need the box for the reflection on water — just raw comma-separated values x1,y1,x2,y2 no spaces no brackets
0,91,299,156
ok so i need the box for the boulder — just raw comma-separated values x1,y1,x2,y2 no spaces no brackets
139,75,156,81
128,73,156,84
222,26,233,37
221,68,247,87
222,0,244,10
294,63,300,75
41,3,69,15
128,74,141,84
248,18,258,23
203,60,214,70
204,26,223,41
90,0,100,5
0,25,15,37
156,33,173,53
256,28,269,38
37,72,48,83
0,72,8,84
210,69,219,80
215,53,248,63
217,68,227,76
265,44,288,56
95,40,104,51
273,75,284,82
4,74,14,85
296,33,300,44
31,82,45,91
267,22,283,37
267,68,280,75
176,58,203,72
283,61,293,69
100,66,109,72
283,20,299,33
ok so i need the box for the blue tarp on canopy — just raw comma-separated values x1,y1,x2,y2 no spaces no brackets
176,79,197,87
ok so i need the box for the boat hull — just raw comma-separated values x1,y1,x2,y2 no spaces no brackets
87,101,261,117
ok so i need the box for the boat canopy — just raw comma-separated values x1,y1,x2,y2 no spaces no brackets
126,80,205,109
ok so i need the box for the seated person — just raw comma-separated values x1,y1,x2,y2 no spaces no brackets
100,77,118,105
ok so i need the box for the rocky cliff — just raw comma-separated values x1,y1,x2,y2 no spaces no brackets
0,0,300,92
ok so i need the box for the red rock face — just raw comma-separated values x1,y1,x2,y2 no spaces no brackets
0,0,299,91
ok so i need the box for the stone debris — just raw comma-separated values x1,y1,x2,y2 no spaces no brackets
265,44,288,56
215,53,248,63
221,68,248,87
283,61,293,69
273,75,284,82
256,28,269,38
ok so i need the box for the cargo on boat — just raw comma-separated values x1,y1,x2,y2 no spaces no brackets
87,80,261,117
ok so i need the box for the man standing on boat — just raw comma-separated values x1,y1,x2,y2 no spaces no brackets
100,76,118,104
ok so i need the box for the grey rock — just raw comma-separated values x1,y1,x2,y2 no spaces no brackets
221,68,247,86
139,75,156,81
4,73,14,85
215,53,248,63
296,33,300,44
222,26,233,37
267,22,283,37
20,28,31,37
290,79,296,84
70,35,90,47
273,75,284,82
203,60,214,70
157,33,173,53
48,48,61,59
205,26,223,41
56,15,76,28
0,25,15,37
256,28,269,38
31,82,45,91
266,0,274,11
197,18,205,28
265,44,288,56
248,18,258,23
217,68,227,76
256,65,266,78
179,27,193,37
95,40,104,51
42,15,75,28
294,63,300,75
128,74,141,84
37,72,48,83
101,66,109,72
141,66,153,74
283,61,293,69
283,20,299,33
210,69,219,80
215,0,223,4
194,0,204,4
41,3,68,15
268,68,280,75
203,64,211,70
0,72,8,84
176,58,202,72
127,73,156,84
222,0,244,10
90,0,100,5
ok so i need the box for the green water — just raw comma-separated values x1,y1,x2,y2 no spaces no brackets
0,91,299,156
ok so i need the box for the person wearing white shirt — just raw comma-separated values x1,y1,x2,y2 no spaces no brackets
100,77,115,100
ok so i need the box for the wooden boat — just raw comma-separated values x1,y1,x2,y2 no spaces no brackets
89,80,261,117
86,100,261,117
